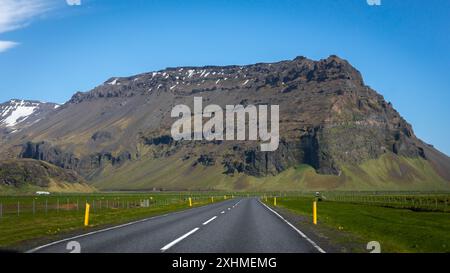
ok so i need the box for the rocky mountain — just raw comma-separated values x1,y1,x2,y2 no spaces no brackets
0,55,449,191
0,99,60,135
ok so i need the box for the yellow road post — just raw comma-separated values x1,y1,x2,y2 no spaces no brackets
274,197,277,206
313,201,317,225
189,197,192,207
84,203,90,227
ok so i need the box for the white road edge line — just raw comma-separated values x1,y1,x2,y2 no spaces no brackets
259,200,326,253
202,216,217,225
27,199,229,253
160,227,199,252
26,213,170,253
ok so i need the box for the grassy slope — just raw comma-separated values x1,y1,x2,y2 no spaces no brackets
271,197,450,253
93,153,449,191
0,159,96,194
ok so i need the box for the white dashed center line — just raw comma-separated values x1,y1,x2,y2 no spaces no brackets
160,199,242,253
160,227,199,252
202,216,217,226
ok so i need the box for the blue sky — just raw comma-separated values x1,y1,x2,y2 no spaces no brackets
0,0,449,155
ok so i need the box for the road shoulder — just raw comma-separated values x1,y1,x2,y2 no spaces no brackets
266,204,366,253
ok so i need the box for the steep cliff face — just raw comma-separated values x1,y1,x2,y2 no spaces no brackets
1,55,448,190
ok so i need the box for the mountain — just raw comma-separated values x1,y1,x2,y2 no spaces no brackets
0,55,449,191
0,159,94,194
0,99,60,135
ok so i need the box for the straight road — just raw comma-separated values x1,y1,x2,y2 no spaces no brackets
28,198,324,253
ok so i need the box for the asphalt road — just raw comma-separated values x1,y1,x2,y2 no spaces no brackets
28,198,324,253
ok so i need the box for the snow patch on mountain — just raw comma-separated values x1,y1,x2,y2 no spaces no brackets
0,100,37,127
3,105,37,126
0,100,60,129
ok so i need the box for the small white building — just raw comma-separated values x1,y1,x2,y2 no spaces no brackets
36,191,50,195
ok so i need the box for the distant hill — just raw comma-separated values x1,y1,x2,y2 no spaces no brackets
0,55,449,191
0,159,95,194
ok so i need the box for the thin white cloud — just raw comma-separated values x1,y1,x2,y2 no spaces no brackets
0,41,19,53
0,0,53,34
0,1,81,53
0,0,56,53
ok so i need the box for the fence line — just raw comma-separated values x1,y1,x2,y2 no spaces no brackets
0,195,228,219
273,193,449,213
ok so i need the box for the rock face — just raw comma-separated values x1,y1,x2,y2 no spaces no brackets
0,55,449,190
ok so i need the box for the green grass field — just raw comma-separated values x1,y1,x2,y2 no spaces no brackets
0,192,233,249
265,194,450,253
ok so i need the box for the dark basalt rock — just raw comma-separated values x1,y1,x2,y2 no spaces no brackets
194,154,216,167
19,141,133,177
91,131,113,142
143,135,174,145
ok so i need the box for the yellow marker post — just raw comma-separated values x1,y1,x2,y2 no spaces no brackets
84,203,90,227
274,197,277,206
224,195,227,200
313,201,317,225
211,196,214,203
189,197,192,207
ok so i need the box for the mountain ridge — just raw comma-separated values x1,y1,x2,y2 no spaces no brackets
1,55,449,191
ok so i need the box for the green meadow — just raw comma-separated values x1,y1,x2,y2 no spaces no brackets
265,194,450,253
